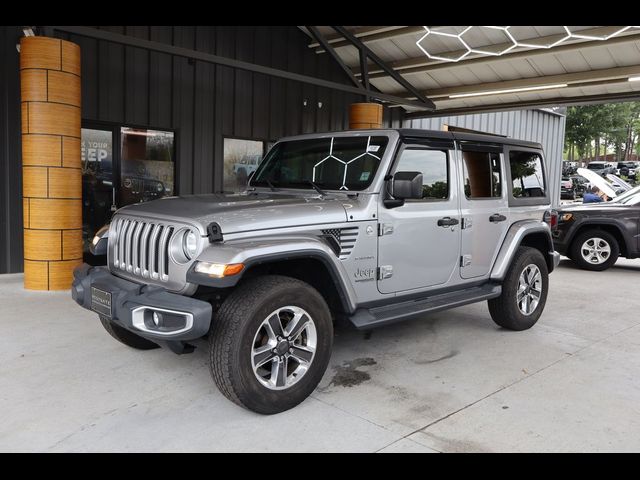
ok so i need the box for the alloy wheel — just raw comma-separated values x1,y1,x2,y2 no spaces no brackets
580,237,611,265
516,264,542,316
251,306,317,390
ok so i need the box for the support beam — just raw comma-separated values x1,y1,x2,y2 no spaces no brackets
305,26,363,91
48,26,431,110
307,26,405,49
331,26,435,109
405,91,640,119
312,26,424,53
359,46,370,101
392,65,640,99
355,28,640,79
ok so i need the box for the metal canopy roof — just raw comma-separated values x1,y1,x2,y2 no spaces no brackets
300,26,640,117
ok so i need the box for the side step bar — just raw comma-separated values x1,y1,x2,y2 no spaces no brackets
349,283,502,330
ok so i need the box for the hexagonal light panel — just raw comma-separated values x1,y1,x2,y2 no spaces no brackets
416,26,640,63
461,26,517,56
506,26,571,49
565,26,638,40
416,26,473,62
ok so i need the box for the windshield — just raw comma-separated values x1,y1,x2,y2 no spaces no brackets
251,135,390,191
587,163,605,170
611,184,640,203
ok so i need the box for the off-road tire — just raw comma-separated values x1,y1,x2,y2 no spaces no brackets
570,229,619,271
99,315,160,350
488,246,549,331
210,275,333,414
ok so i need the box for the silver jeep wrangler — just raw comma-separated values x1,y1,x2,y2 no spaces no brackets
72,128,560,414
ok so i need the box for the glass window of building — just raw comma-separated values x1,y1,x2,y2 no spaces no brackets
119,127,175,205
224,138,265,192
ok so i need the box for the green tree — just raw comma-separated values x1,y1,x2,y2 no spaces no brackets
565,102,640,162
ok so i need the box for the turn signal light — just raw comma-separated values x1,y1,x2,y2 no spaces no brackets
194,262,244,278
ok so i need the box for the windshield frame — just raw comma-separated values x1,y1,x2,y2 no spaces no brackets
248,130,400,194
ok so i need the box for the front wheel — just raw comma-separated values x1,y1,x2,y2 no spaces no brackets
488,246,549,331
209,275,333,414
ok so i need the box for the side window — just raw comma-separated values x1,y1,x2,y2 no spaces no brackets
395,148,449,200
461,150,502,199
509,151,546,198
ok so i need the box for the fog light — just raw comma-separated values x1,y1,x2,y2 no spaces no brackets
132,307,194,335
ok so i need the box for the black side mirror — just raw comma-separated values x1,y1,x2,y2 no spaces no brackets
384,171,423,208
393,171,423,199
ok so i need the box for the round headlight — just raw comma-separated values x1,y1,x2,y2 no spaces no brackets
183,230,198,259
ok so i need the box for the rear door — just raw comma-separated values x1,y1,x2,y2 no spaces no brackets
457,142,510,279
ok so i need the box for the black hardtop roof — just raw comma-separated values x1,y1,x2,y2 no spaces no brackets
396,128,542,150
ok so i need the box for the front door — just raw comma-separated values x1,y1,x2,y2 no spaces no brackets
377,142,461,294
457,143,510,279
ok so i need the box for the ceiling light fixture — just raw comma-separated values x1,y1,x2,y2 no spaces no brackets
417,26,640,64
629,76,640,82
449,83,568,99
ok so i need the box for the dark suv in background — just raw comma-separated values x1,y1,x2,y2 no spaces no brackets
553,186,640,271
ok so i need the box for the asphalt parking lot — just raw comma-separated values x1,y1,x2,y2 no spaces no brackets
1,257,639,452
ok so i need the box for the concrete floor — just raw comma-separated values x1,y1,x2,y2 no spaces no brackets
1,258,639,452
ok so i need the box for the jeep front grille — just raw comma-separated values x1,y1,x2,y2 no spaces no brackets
111,217,175,282
322,227,359,260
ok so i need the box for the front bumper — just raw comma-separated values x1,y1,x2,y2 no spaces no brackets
72,264,212,348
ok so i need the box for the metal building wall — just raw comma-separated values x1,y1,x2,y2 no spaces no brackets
0,25,403,274
0,26,23,274
58,26,403,195
405,109,566,207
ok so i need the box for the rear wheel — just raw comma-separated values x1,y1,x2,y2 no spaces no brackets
489,246,549,331
210,275,333,414
570,229,619,271
99,315,159,350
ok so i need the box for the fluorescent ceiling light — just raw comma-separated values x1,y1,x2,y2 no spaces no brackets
629,76,640,82
449,83,569,99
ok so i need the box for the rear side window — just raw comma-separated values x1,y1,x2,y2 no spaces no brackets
509,151,546,198
394,148,449,200
461,150,502,199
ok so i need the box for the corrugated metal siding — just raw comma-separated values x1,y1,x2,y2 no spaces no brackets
0,26,404,274
0,26,23,274
405,109,566,206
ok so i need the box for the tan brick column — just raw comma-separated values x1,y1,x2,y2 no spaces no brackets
349,103,383,129
20,36,82,290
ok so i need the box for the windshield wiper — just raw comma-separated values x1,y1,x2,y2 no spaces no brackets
307,180,326,196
